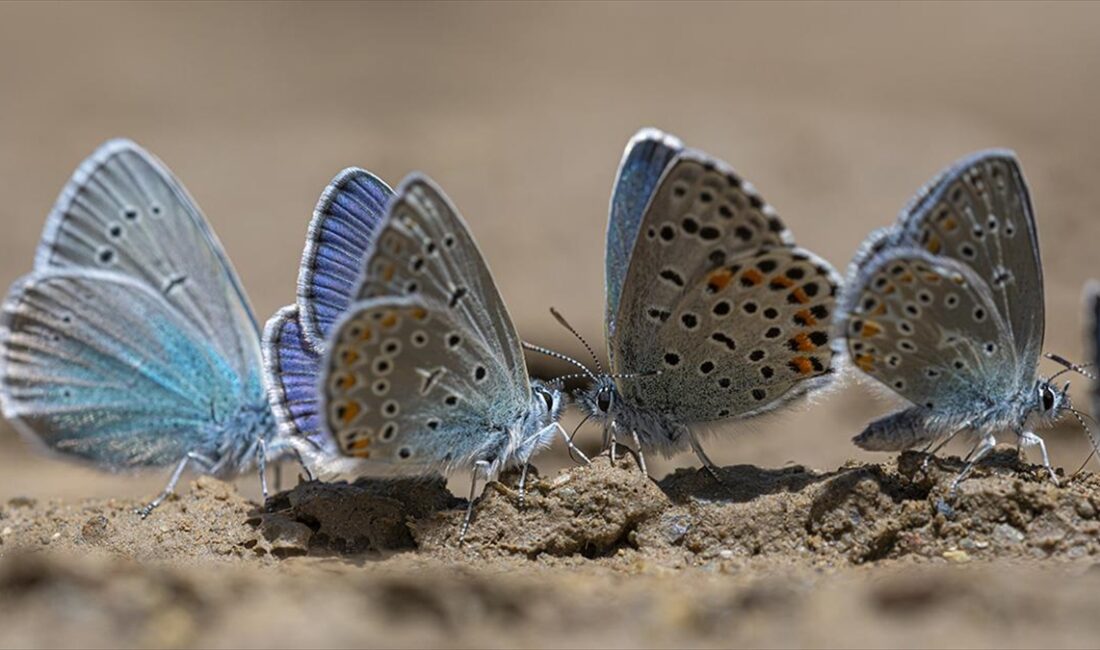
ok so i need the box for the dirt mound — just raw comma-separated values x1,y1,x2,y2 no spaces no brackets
246,449,1100,566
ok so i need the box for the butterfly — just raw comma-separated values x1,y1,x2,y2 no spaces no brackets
539,128,840,476
318,172,585,537
0,139,292,515
262,167,393,477
837,149,1073,490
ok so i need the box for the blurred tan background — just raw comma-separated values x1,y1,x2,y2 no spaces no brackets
1,1,1098,502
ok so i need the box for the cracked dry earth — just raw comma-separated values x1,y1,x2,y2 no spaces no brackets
2,451,1100,648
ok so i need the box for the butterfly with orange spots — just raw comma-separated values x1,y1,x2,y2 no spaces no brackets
838,150,1073,492
532,128,840,477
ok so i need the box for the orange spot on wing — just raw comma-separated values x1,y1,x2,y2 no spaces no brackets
942,216,958,231
332,372,357,391
860,322,883,338
791,332,814,351
707,268,734,292
898,272,914,284
770,276,795,289
349,438,371,452
383,264,395,281
793,309,817,326
789,356,814,375
872,304,887,316
854,353,875,372
338,401,361,425
926,236,942,254
789,287,809,304
381,312,398,329
741,269,764,286
359,327,373,342
339,348,360,366
410,307,428,321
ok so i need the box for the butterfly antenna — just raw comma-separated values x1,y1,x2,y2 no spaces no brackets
1064,405,1100,476
522,342,597,382
549,307,604,375
610,369,663,381
550,372,592,385
1073,450,1096,477
1045,353,1097,381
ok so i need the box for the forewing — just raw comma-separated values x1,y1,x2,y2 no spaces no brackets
605,128,683,341
297,168,392,351
34,139,262,384
320,296,525,473
838,248,1011,414
354,174,528,396
612,148,794,377
262,305,328,451
0,271,264,469
894,150,1042,380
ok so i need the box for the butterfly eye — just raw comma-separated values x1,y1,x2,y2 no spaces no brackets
539,390,555,411
597,390,612,413
1041,386,1056,412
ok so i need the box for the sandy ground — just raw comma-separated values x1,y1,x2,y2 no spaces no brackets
3,454,1100,648
2,2,1100,647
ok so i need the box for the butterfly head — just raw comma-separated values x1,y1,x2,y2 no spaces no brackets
574,374,619,424
1032,377,1070,426
512,380,567,464
530,379,566,424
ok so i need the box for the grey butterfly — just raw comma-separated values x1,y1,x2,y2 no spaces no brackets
837,149,1076,490
0,140,292,515
539,128,840,476
1079,282,1100,458
319,173,585,536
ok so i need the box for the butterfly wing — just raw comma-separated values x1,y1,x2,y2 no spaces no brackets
262,305,326,449
297,168,392,352
605,128,683,343
838,247,1012,417
1086,281,1100,451
33,139,264,389
353,174,530,400
610,148,835,421
1,270,267,470
892,150,1041,385
320,296,523,473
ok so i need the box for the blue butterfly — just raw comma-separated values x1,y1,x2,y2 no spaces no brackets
262,168,393,476
0,140,293,515
536,128,840,476
318,173,583,538
837,150,1079,490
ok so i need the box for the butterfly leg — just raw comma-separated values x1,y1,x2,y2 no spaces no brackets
1017,430,1058,485
688,431,722,483
949,432,996,495
135,452,216,518
460,460,491,544
517,463,531,509
256,438,270,502
630,429,649,477
604,423,619,464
